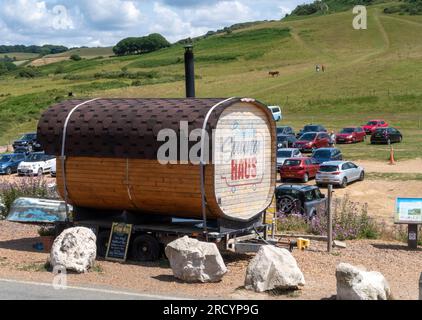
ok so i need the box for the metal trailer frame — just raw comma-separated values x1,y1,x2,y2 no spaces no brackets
61,207,274,262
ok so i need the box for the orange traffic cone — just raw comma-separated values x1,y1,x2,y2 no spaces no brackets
389,145,396,165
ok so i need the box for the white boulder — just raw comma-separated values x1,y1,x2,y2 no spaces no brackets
336,263,392,300
50,227,97,273
245,245,305,292
165,236,227,283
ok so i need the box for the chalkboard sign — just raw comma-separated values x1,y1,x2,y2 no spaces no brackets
106,223,133,262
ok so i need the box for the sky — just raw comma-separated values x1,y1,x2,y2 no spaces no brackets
0,0,313,47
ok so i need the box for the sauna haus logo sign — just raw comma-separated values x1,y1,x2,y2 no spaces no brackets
219,121,264,189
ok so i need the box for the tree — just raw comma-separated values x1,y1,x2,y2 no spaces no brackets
70,54,82,61
113,33,171,56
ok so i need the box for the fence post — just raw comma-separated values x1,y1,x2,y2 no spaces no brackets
327,184,333,253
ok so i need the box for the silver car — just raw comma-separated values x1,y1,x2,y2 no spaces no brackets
277,148,302,169
316,161,364,188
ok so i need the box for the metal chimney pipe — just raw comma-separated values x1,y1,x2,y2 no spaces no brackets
184,45,195,98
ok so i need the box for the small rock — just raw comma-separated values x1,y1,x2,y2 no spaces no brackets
333,240,347,249
245,245,305,293
165,236,227,283
50,227,97,273
336,263,392,300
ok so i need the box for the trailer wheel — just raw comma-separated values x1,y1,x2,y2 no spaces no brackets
131,234,160,262
96,230,111,258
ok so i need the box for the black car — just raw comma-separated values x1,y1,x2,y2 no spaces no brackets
297,124,327,138
370,127,403,145
13,133,42,152
277,126,295,136
275,184,327,219
311,148,343,164
277,134,297,148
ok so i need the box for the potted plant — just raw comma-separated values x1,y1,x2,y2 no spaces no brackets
38,226,56,252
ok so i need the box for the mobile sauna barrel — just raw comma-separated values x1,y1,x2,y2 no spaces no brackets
37,98,276,222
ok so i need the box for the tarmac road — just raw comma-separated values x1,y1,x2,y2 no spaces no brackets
0,278,183,300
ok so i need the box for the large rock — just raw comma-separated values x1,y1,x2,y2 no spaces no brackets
50,227,97,273
336,263,392,300
245,245,305,292
165,236,227,283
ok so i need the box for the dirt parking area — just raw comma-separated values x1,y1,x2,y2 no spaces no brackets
0,221,420,300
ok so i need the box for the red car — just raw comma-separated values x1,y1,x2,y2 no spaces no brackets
336,127,366,144
280,157,320,183
362,119,388,135
293,132,330,152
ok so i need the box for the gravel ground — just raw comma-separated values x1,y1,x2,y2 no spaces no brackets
0,221,420,300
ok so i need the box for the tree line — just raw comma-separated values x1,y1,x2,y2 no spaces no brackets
113,33,170,56
0,44,68,55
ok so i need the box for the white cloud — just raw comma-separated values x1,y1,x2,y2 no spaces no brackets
185,1,255,27
149,3,208,41
2,0,74,31
80,0,143,30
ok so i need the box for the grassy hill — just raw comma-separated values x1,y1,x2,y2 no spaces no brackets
0,2,421,161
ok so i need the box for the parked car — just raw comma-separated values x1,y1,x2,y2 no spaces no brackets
0,153,27,175
293,132,330,152
13,133,42,152
336,127,366,144
17,152,56,176
277,126,295,136
269,105,282,121
297,124,327,138
280,157,320,183
51,162,57,177
13,147,31,156
370,127,403,145
316,161,365,188
275,184,327,219
362,120,388,135
277,148,302,169
311,148,343,164
277,134,297,148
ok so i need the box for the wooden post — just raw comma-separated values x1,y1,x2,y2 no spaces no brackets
327,184,333,253
408,224,418,250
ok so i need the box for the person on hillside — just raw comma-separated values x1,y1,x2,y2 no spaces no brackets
329,131,336,147
315,64,320,72
321,64,325,72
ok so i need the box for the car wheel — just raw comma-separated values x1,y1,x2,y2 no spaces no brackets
398,136,402,143
277,195,296,214
340,177,348,188
131,234,161,262
387,138,391,145
5,167,12,175
359,171,365,181
302,173,309,183
37,168,43,176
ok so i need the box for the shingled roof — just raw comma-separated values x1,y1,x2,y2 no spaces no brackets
37,98,270,160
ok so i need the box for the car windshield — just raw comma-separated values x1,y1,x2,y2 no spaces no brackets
300,133,316,141
375,128,387,133
27,154,44,162
367,121,378,125
271,108,279,113
284,160,302,166
340,128,354,134
313,150,331,158
277,150,292,158
21,134,36,140
277,127,287,134
0,155,12,162
319,165,339,172
304,126,319,132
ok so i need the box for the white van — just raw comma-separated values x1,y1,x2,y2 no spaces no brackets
268,105,282,122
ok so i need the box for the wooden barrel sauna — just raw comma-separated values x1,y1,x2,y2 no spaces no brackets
37,98,276,222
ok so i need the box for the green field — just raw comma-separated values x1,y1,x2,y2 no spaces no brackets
0,2,421,161
43,47,114,58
